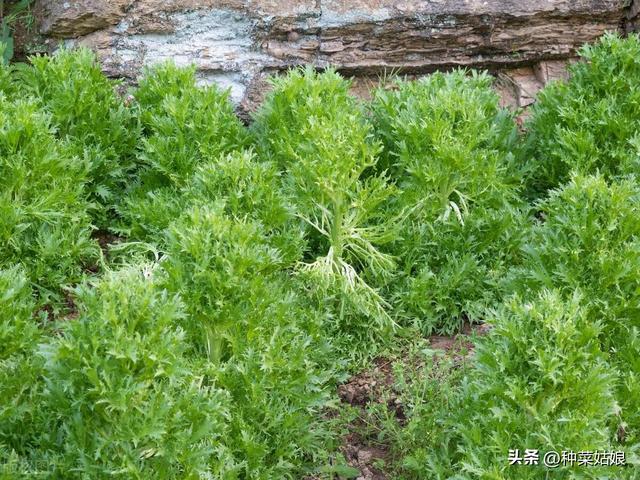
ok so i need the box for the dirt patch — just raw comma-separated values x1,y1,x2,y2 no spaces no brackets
338,322,490,410
92,229,124,255
34,303,54,324
341,430,389,480
335,357,398,479
33,289,79,325
334,322,491,479
62,290,79,321
338,358,395,408
429,321,492,361
87,229,126,273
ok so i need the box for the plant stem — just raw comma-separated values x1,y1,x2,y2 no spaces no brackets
331,198,344,265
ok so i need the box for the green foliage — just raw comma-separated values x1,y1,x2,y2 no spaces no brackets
161,206,285,358
160,205,340,478
15,48,140,222
370,70,525,334
120,62,247,240
34,268,231,478
3,36,640,479
0,44,11,91
510,174,640,445
0,96,97,304
186,149,304,266
526,33,640,196
0,267,45,469
253,67,397,341
452,291,621,479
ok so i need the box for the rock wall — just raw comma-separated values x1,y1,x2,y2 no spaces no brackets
629,0,640,32
34,0,637,110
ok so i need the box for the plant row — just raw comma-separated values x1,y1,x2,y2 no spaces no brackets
0,33,639,478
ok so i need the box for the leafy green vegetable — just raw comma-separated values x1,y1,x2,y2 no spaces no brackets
0,96,97,305
451,291,621,479
509,174,640,445
371,70,525,334
1,39,640,479
119,62,247,240
161,205,340,477
186,149,304,266
253,67,398,343
0,267,45,470
526,33,640,196
15,48,140,224
37,268,230,478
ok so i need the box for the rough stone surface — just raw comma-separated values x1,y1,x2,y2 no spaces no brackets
38,0,132,37
33,0,635,109
495,60,574,110
629,1,640,32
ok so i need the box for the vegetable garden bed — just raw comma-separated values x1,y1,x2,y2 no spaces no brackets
1,33,639,479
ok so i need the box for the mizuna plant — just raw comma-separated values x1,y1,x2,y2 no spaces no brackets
0,96,97,305
160,206,339,477
34,268,231,478
252,67,398,338
509,174,640,446
119,62,247,240
161,206,286,359
526,33,640,196
15,48,140,224
371,70,525,334
185,149,304,267
2,38,640,479
450,291,621,479
0,267,45,469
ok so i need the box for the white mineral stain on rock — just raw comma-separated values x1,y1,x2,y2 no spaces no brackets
112,9,274,101
114,20,129,34
196,71,247,103
318,8,393,28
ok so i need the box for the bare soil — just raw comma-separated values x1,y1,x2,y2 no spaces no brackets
333,322,491,479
